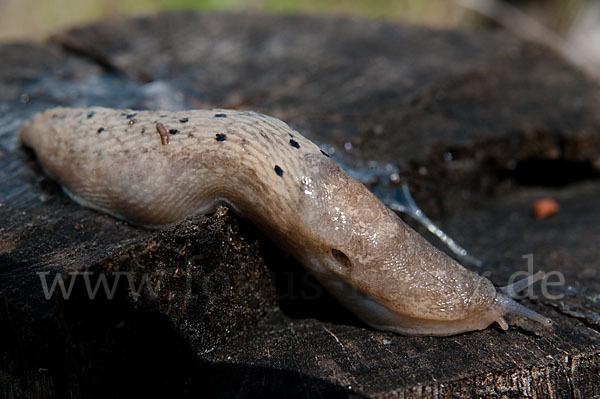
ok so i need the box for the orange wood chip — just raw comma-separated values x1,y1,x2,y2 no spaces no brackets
532,198,559,220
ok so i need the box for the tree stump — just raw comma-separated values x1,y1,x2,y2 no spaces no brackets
1,12,600,398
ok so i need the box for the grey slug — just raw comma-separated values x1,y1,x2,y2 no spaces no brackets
19,107,552,336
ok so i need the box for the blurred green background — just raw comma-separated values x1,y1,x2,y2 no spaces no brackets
0,0,595,42
0,0,456,41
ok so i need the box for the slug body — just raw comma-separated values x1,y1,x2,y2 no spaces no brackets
19,107,551,336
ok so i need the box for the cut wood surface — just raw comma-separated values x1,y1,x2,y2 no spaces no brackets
1,12,600,398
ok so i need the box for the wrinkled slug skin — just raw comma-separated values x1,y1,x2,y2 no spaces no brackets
19,107,502,336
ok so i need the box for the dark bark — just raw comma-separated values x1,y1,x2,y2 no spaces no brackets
1,12,599,398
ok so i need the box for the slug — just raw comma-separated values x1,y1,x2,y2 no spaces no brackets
19,107,552,336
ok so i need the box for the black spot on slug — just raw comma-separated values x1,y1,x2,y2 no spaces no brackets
97,127,104,134
87,111,95,119
320,149,330,157
214,113,227,118
215,133,227,142
289,139,300,149
169,129,179,135
179,117,189,123
274,165,283,176
126,113,137,119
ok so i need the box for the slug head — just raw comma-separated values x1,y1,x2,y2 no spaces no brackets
293,154,549,335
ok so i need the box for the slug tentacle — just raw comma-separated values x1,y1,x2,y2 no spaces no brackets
493,293,553,328
19,106,552,336
493,272,552,328
499,270,546,298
